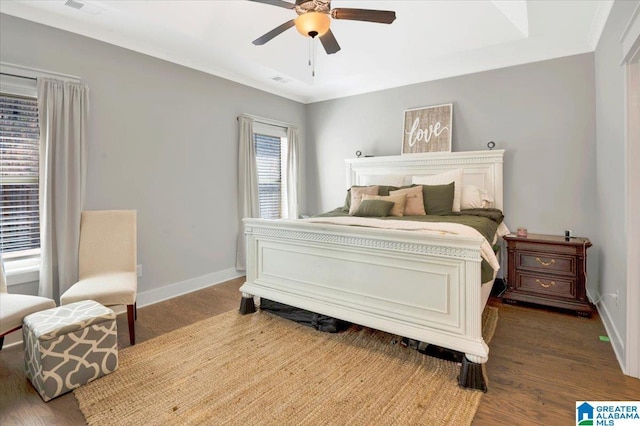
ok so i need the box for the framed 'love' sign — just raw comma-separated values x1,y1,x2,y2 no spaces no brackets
402,103,452,154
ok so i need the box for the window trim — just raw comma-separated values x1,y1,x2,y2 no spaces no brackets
1,71,40,286
253,121,289,219
253,122,287,139
3,247,40,286
4,258,40,286
1,61,81,84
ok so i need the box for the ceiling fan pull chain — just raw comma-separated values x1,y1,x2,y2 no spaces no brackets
308,36,312,67
312,37,317,77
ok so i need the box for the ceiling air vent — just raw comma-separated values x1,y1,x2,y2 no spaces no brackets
64,0,84,10
64,0,104,15
271,76,291,84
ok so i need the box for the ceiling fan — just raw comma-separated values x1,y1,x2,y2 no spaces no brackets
249,0,397,55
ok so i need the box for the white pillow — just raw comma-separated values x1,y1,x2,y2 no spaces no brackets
359,174,408,187
412,169,463,212
461,185,494,209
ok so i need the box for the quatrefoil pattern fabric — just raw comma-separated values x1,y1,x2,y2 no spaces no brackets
23,300,118,402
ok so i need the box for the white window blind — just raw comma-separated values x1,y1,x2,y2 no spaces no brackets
0,93,40,254
254,128,288,220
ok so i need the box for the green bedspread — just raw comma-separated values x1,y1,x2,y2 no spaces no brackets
314,207,504,283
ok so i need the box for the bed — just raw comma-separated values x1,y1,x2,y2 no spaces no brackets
239,149,506,391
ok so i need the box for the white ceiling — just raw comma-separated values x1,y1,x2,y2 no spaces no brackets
0,0,613,104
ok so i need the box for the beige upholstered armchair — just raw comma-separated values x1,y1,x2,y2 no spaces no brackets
0,255,56,350
60,210,138,345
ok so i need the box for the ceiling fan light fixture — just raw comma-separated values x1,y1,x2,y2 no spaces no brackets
295,12,330,38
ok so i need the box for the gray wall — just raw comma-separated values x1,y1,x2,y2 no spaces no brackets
0,14,306,297
594,0,639,364
305,53,597,246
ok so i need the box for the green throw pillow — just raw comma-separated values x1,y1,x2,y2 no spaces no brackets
421,182,455,215
353,200,395,217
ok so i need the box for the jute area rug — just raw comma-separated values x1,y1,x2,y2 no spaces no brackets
75,307,498,426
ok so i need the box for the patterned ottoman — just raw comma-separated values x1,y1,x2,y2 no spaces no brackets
23,300,118,402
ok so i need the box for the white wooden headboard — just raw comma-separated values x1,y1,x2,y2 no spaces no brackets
344,150,505,210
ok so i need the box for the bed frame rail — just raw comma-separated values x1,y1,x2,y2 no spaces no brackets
240,219,489,365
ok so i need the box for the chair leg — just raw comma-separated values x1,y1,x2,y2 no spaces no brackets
127,304,136,345
134,301,137,321
0,334,4,351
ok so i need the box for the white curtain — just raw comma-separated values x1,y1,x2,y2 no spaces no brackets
37,78,89,301
286,126,300,219
236,115,259,271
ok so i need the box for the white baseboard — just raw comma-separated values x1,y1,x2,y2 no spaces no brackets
1,268,244,350
136,268,243,308
587,288,626,374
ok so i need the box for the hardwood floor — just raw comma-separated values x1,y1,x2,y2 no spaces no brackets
1,277,638,425
475,299,639,425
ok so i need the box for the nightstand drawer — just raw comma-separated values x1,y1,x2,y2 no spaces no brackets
516,272,575,299
516,252,575,276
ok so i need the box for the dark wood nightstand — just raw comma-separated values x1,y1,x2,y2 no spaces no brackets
503,233,593,317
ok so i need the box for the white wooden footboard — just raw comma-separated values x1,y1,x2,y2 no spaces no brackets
240,218,489,364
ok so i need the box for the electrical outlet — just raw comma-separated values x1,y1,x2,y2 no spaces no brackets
136,265,142,277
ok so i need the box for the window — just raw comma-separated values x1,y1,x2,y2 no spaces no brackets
253,123,288,219
0,93,40,259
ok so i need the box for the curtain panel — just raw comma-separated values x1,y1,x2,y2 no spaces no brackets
235,116,258,271
286,126,300,220
37,78,89,302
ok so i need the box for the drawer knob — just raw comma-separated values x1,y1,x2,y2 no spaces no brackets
535,257,556,267
536,279,556,288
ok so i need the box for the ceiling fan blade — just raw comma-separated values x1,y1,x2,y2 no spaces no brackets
331,8,396,24
247,0,295,10
252,20,296,45
319,29,341,54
